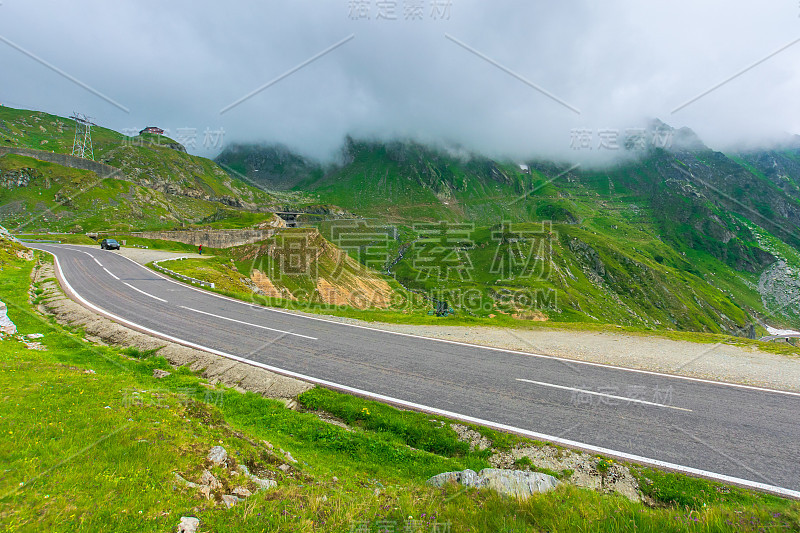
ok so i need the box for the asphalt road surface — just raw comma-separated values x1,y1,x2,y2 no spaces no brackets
33,243,800,497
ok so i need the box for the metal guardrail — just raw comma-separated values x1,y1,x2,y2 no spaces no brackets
152,257,215,289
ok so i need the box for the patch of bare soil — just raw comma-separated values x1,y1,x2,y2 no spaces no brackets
250,269,296,300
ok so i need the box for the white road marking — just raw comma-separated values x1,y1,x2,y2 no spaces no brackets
37,247,800,499
64,247,94,258
123,282,167,303
517,378,693,412
93,257,102,267
180,306,317,340
102,267,119,280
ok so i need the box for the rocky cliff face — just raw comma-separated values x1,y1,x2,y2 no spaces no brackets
0,167,40,188
759,260,800,316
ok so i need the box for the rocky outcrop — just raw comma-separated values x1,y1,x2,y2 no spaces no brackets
568,238,607,283
0,167,41,188
0,300,16,335
427,468,560,499
173,445,288,509
759,260,800,316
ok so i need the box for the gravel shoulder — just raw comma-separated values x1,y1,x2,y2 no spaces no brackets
284,314,800,393
113,246,211,264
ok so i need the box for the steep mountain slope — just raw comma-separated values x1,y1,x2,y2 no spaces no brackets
0,106,272,209
0,153,241,232
221,128,800,332
215,143,324,191
0,106,278,232
297,137,556,223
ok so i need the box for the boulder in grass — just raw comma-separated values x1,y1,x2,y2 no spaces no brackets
177,516,200,533
199,469,221,490
250,475,277,492
207,446,227,466
426,468,559,499
221,494,240,509
477,468,560,498
426,469,481,488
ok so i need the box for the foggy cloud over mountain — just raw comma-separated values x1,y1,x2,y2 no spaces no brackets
2,1,799,162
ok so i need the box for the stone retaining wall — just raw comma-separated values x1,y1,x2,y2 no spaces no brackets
0,147,120,178
136,228,280,248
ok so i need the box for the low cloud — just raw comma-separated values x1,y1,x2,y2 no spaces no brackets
1,1,798,163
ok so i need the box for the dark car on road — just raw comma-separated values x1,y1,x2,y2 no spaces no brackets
100,238,120,250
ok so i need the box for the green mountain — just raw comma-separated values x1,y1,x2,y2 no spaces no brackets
219,126,800,334
0,106,276,232
215,143,324,191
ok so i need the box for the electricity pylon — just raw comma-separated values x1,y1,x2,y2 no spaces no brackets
70,113,94,160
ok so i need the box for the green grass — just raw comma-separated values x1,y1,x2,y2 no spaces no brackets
291,140,800,333
0,153,229,233
1,242,799,531
0,106,274,233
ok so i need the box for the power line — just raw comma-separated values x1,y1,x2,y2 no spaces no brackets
69,112,94,160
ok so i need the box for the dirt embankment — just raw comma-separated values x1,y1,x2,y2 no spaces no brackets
32,261,312,401
240,229,397,310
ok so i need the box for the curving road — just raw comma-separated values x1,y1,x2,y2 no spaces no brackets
33,243,800,498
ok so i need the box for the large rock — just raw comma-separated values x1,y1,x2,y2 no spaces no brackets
199,469,221,490
221,494,240,509
207,446,228,466
426,469,481,488
177,516,200,533
478,469,560,498
237,464,277,492
250,475,277,492
426,468,559,499
0,301,16,335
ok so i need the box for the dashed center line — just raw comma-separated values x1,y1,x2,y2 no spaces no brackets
516,378,693,412
180,306,317,340
123,282,167,303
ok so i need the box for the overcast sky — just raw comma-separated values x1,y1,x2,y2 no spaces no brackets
2,1,799,163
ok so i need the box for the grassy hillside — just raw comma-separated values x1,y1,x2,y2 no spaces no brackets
2,236,798,532
0,106,276,230
0,154,231,233
246,133,800,333
294,138,546,223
